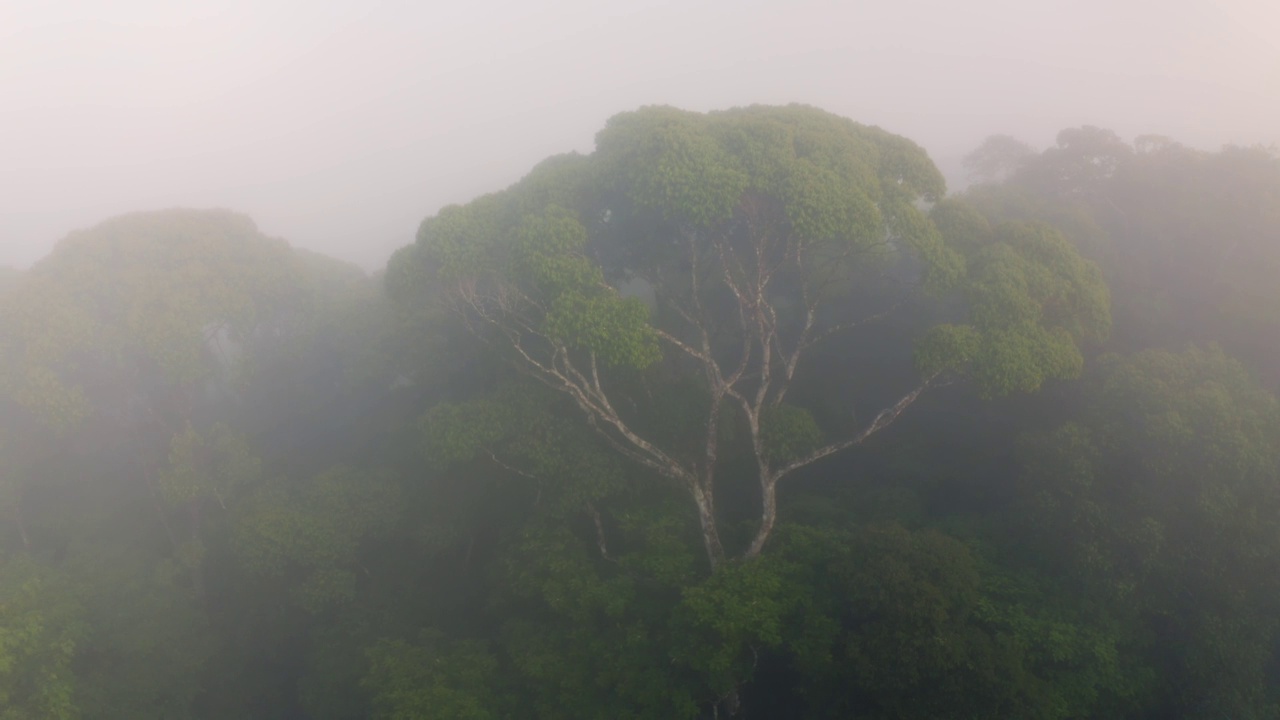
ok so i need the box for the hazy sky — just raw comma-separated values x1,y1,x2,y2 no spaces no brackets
3,0,1278,271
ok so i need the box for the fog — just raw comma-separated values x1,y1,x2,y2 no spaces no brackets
3,0,1277,271
6,4,1280,717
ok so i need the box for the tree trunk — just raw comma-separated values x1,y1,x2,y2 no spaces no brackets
691,480,725,569
743,477,777,559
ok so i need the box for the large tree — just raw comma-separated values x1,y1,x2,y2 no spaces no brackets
394,104,1110,567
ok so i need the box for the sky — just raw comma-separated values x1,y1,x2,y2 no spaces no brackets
3,0,1278,272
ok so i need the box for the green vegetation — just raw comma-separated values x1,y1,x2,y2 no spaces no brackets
1,106,1278,718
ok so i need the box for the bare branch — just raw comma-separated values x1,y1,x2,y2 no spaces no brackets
653,327,709,363
772,374,937,482
485,449,540,482
802,301,903,351
771,303,816,407
459,293,695,485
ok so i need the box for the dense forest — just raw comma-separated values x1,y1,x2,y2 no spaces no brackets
2,104,1278,719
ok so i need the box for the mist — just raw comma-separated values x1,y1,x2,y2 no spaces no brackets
5,4,1280,718
4,0,1277,270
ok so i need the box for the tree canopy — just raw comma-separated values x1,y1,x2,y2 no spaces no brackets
394,104,1109,569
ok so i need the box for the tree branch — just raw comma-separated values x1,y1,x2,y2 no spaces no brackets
801,301,903,351
772,374,937,482
462,294,696,485
484,449,539,481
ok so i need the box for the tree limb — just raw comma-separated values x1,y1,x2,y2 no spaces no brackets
772,374,937,482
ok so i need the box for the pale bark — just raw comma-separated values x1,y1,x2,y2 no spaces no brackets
742,376,936,559
452,202,931,565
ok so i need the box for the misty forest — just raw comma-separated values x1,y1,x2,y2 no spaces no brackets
3,105,1280,719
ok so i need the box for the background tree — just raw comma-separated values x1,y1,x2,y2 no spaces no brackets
962,130,1280,385
1015,347,1280,718
962,134,1036,185
0,210,321,595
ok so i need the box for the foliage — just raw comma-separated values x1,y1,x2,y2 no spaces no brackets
65,539,217,720
363,631,503,720
758,404,823,464
159,423,262,508
920,208,1111,396
1016,347,1280,717
0,555,84,720
233,467,400,613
